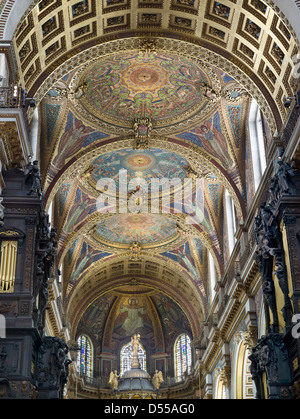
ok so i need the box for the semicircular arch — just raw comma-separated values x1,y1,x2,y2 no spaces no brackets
66,267,205,341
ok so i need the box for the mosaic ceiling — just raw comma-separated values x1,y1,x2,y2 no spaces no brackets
12,0,300,341
42,59,246,287
43,57,246,333
94,214,178,247
87,147,189,195
77,290,193,357
74,51,214,127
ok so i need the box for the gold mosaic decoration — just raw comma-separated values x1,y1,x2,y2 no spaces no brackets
11,0,300,133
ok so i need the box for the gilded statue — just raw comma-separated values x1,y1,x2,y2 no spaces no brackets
131,333,141,358
131,333,141,368
152,370,164,390
108,370,119,390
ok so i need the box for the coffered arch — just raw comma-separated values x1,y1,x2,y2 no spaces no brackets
9,0,300,134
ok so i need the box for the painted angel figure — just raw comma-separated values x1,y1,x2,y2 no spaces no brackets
52,112,95,169
108,370,119,390
194,113,233,169
130,241,141,260
152,370,164,390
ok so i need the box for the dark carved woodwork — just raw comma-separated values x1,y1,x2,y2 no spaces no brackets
0,165,70,399
254,157,297,332
24,160,42,198
249,333,292,399
250,154,300,398
283,92,300,149
35,337,71,399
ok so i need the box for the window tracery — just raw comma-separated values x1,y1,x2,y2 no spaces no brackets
77,334,93,378
120,341,147,374
174,333,192,381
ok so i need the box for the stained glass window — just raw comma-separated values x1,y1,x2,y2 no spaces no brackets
120,342,146,375
77,335,92,378
174,333,192,381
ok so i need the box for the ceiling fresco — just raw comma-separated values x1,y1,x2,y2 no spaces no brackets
28,3,286,344
94,214,178,247
75,51,213,126
40,56,251,324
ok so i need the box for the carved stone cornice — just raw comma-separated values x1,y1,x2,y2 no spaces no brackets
243,326,258,349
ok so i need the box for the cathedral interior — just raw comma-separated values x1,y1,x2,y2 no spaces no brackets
0,0,300,400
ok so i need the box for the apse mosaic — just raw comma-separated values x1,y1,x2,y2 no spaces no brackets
112,297,154,340
77,51,211,125
93,213,178,247
151,293,192,350
77,293,116,345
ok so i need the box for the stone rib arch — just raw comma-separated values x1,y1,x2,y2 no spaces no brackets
65,248,208,310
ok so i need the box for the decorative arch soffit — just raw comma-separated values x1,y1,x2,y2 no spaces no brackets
65,257,205,340
28,38,280,134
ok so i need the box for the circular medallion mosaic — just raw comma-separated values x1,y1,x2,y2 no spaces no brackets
76,51,212,127
124,62,168,91
88,147,188,196
124,153,156,170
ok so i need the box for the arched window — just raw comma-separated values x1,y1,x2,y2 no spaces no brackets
249,99,267,191
208,252,217,303
225,189,236,255
77,335,93,378
174,333,192,381
120,341,147,375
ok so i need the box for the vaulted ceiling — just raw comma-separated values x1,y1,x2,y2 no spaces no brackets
11,0,300,346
